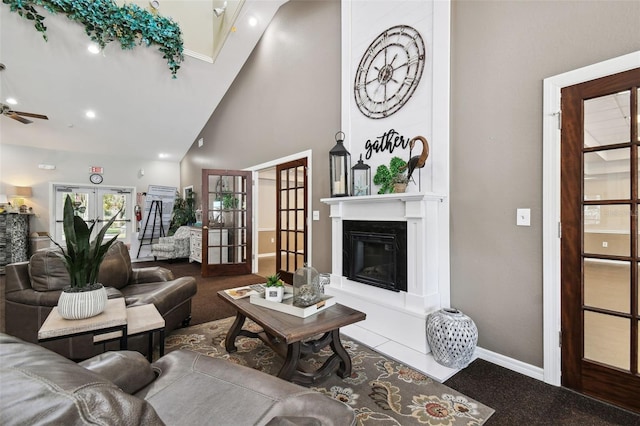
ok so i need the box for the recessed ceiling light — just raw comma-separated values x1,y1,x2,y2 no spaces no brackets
248,16,258,27
158,153,170,159
5,97,17,105
88,44,100,54
85,110,96,119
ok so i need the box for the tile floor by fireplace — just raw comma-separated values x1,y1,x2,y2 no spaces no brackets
341,322,462,382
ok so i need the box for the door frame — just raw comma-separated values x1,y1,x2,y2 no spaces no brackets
245,150,313,274
542,51,640,386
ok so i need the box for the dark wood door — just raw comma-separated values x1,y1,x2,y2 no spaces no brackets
201,169,252,277
275,158,308,284
561,67,640,413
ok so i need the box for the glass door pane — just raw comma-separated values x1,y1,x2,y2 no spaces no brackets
582,89,635,372
276,159,307,284
202,169,252,276
97,189,131,244
54,187,96,245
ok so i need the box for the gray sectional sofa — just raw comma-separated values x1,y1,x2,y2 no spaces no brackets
0,333,355,425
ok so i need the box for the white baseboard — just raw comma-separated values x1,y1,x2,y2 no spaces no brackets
475,346,545,382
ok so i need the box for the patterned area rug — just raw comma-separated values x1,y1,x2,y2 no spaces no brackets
165,317,495,425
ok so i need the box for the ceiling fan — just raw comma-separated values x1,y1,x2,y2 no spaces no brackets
0,63,49,124
1,103,49,124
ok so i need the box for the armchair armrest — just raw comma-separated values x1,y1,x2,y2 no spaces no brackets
5,288,61,307
79,351,156,394
131,267,174,284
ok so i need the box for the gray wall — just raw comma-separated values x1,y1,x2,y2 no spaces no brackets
181,0,640,368
450,0,640,367
180,0,341,273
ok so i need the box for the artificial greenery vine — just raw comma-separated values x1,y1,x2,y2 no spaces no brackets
2,0,184,78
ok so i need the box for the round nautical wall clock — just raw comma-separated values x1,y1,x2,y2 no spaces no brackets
354,25,426,119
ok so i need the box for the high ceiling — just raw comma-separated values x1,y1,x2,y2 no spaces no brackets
0,0,287,162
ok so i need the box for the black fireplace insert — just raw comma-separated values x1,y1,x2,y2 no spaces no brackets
343,220,407,292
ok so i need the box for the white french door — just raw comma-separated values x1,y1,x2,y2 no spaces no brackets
53,185,133,247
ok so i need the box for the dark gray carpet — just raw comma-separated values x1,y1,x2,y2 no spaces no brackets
444,360,640,424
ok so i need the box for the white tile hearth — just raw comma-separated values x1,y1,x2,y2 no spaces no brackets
341,323,460,382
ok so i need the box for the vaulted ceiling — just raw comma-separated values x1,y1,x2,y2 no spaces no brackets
0,0,287,162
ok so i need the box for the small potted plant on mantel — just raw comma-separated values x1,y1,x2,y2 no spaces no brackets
264,274,285,303
50,195,121,319
373,156,408,194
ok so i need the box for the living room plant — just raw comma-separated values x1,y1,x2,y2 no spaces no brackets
169,191,196,234
50,194,121,319
2,0,184,77
264,273,284,302
373,156,408,194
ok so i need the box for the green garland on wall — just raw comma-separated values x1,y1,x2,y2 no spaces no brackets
2,0,184,78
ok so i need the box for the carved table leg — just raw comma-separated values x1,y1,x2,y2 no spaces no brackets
330,329,352,378
278,341,301,381
278,329,353,385
225,313,246,353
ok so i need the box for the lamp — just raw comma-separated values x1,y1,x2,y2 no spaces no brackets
214,1,227,17
12,186,32,209
13,186,32,197
351,154,371,196
329,131,351,197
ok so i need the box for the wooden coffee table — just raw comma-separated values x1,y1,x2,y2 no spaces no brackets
218,290,366,385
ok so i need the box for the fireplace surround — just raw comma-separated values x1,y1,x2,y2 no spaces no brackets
321,192,448,355
343,220,407,292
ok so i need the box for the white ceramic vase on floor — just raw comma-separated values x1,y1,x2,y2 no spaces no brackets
426,308,478,369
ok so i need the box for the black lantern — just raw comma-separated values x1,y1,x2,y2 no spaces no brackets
329,131,351,197
351,154,371,196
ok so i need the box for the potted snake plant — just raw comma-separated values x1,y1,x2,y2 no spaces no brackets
50,195,121,319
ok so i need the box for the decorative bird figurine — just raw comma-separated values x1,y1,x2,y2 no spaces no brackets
400,136,430,181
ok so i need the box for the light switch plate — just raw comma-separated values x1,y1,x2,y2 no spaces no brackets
312,210,320,221
517,208,531,226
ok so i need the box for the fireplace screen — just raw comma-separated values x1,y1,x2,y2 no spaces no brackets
343,221,407,292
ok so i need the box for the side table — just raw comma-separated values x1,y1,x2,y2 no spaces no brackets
38,298,128,349
126,304,165,361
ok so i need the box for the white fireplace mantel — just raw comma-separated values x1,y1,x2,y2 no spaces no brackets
320,192,445,205
320,192,448,356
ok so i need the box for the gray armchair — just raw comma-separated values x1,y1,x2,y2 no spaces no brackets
151,226,191,260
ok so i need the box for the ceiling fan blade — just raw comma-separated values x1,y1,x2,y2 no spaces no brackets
11,110,48,120
7,113,33,124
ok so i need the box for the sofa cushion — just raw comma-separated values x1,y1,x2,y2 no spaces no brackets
137,350,355,426
0,333,164,425
80,351,156,394
97,241,132,290
28,249,69,292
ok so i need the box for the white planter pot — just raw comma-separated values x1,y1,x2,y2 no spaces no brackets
58,284,108,320
264,286,284,303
